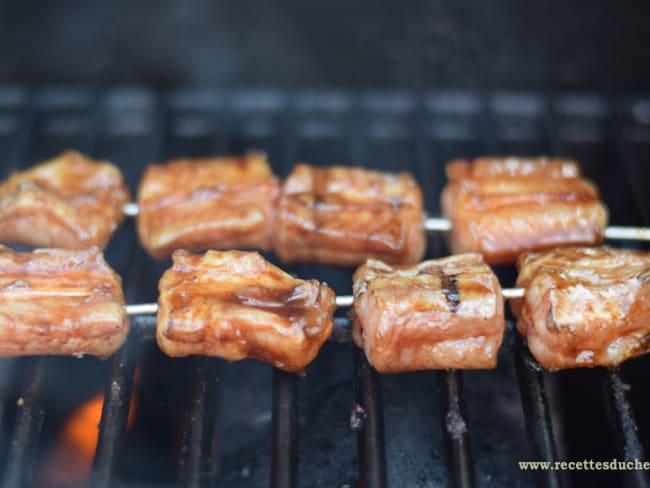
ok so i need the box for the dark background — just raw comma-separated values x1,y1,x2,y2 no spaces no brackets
1,0,649,91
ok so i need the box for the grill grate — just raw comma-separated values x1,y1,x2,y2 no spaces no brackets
0,87,648,487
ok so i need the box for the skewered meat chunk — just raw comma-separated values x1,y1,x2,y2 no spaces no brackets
273,164,426,267
441,157,609,265
137,153,279,259
0,150,131,249
157,250,336,374
511,246,650,371
352,254,505,373
0,245,128,357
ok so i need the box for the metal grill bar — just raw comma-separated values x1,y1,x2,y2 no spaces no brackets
92,87,164,485
0,357,47,488
354,350,387,488
91,331,138,487
0,87,50,488
270,368,299,488
602,368,650,488
438,370,474,488
514,336,564,488
180,357,220,488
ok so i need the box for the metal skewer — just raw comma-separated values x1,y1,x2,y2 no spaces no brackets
125,288,525,316
121,202,650,242
121,202,140,217
424,217,650,241
603,226,650,241
125,302,159,316
422,217,453,232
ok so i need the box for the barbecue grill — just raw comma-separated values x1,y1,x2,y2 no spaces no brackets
0,86,649,488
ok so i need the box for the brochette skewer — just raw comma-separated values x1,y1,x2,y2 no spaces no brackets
124,288,528,316
3,152,649,267
124,203,650,243
2,245,648,374
121,155,650,267
423,216,650,242
125,247,650,374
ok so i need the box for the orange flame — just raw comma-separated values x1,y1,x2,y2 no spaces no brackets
36,367,140,485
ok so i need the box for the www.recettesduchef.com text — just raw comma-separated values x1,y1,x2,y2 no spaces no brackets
519,459,650,471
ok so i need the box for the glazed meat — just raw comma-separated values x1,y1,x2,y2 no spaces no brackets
273,164,426,267
352,254,505,373
441,157,608,265
511,247,650,371
137,153,279,259
0,245,128,357
0,150,131,249
157,250,336,374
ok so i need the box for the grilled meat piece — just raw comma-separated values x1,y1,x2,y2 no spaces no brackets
441,157,608,265
273,164,426,267
0,245,128,357
137,153,279,259
0,150,130,249
511,246,650,370
352,254,505,373
157,250,336,374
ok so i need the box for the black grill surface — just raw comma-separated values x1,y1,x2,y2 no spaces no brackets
0,86,648,488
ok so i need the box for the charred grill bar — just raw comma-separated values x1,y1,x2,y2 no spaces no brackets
270,369,299,488
91,334,138,488
514,337,564,488
602,368,649,488
0,87,648,487
354,351,387,488
1,357,47,488
179,357,221,488
438,370,475,488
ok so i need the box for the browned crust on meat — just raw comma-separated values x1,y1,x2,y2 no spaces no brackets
511,246,650,370
273,164,426,267
157,249,336,374
0,245,129,357
441,157,608,265
0,150,131,249
352,254,505,372
136,153,280,259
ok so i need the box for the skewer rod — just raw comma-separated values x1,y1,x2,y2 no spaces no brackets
423,217,453,232
501,288,525,299
120,203,650,242
125,289,525,316
125,303,158,316
121,202,140,217
604,226,650,241
336,295,354,307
